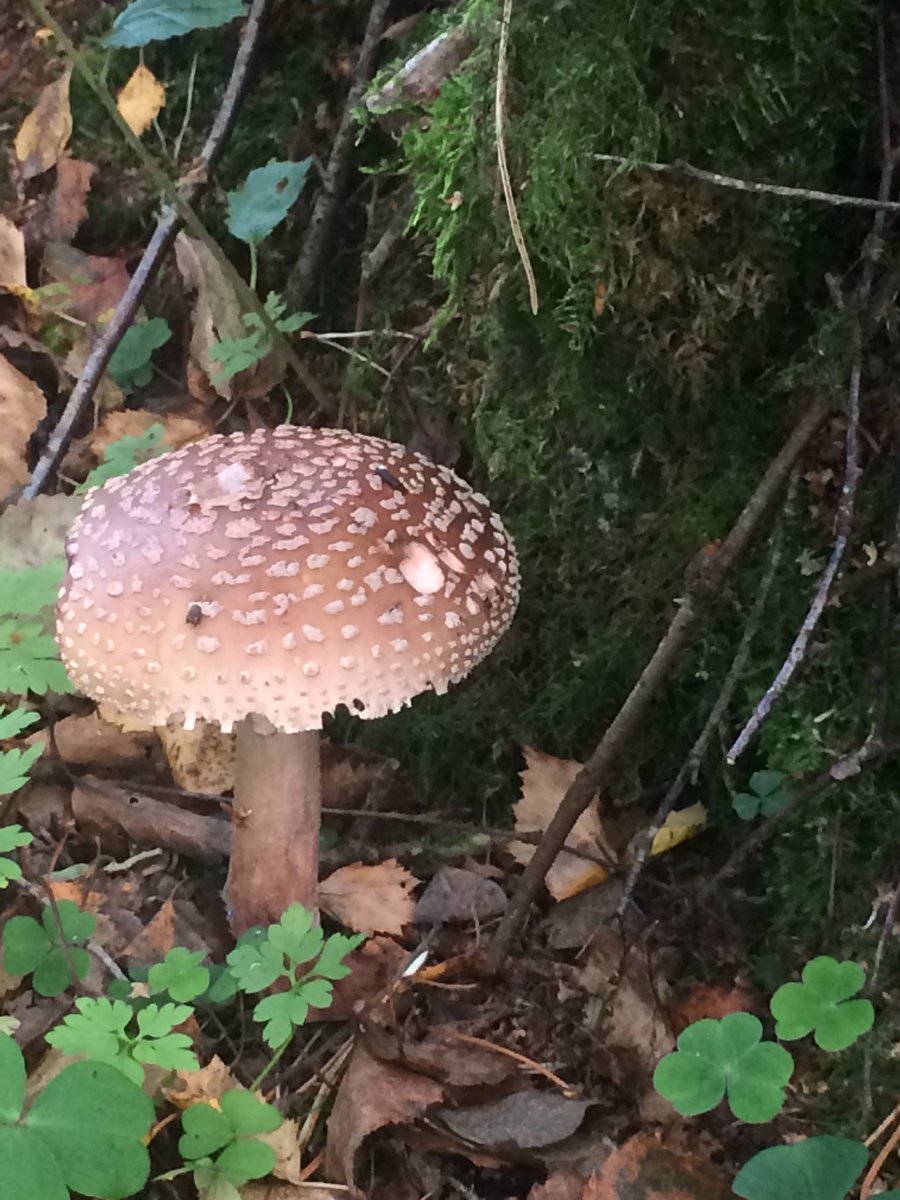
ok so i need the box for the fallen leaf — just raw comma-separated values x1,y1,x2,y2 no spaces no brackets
49,158,94,241
585,1134,731,1200
244,1187,349,1200
0,353,47,493
88,409,212,459
159,722,235,795
165,1055,238,1109
671,982,755,1033
0,216,26,287
29,710,156,766
319,860,418,934
402,1027,515,1088
41,243,130,324
326,1043,443,1184
437,1091,591,1152
15,68,73,178
649,801,707,856
122,897,176,960
414,865,506,926
0,493,82,573
117,64,166,135
48,882,106,911
528,1170,586,1200
313,936,407,1021
257,1116,303,1184
510,747,610,900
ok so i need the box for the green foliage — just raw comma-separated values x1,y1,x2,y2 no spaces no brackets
107,0,247,48
108,318,172,391
0,618,73,695
2,901,95,996
46,997,199,1084
770,957,874,1051
0,562,65,617
209,292,312,383
0,719,42,797
177,1090,282,1195
0,1033,154,1200
81,421,168,490
653,1012,793,1122
227,159,313,244
148,945,210,1002
226,903,363,1048
732,1136,868,1200
732,769,792,820
0,823,33,888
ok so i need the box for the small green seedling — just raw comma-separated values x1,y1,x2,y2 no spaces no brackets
107,0,248,48
226,903,363,1048
770,956,874,1051
732,769,791,820
227,160,313,246
732,1135,869,1200
46,997,199,1084
3,900,95,996
81,422,168,491
148,946,210,1003
175,1089,283,1198
0,1032,154,1200
653,1012,793,1123
0,824,33,888
108,318,172,391
210,292,312,383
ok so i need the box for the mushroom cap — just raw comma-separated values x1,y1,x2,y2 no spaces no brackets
57,425,518,733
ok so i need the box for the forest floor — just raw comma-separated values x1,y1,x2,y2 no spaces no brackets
2,2,900,1199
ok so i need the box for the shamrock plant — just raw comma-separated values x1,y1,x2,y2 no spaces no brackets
226,903,363,1048
770,955,874,1051
3,899,95,996
732,769,791,820
108,317,172,391
46,997,199,1085
654,1012,793,1122
167,1089,284,1199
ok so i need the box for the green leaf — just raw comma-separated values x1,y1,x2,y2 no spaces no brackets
82,422,168,491
108,319,171,391
215,1138,276,1188
227,160,313,244
0,1034,25,1123
205,964,238,1004
733,768,791,820
219,1089,282,1136
26,1060,154,1198
132,1031,198,1073
135,1001,193,1039
314,932,364,981
732,1136,868,1200
0,620,73,696
267,903,321,963
0,823,33,852
299,977,335,1011
107,0,247,47
3,915,51,976
148,946,210,1002
251,992,296,1049
771,957,874,1050
0,745,42,797
193,1162,242,1200
654,1013,793,1122
0,1125,68,1200
33,947,90,998
0,562,65,617
4,902,94,995
180,1103,233,1160
48,899,97,945
226,939,286,993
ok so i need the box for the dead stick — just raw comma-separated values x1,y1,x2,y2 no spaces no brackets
22,0,272,500
486,393,832,972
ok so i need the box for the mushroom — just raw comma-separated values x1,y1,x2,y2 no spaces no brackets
57,425,518,933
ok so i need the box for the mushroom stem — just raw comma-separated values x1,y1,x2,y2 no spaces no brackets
226,722,321,934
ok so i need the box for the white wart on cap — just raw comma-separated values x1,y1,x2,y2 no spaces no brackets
57,425,519,733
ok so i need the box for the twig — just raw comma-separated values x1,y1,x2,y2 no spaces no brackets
287,0,391,305
444,1031,576,1095
495,0,539,314
593,152,900,213
726,360,862,762
486,393,832,970
861,1114,900,1200
614,474,794,919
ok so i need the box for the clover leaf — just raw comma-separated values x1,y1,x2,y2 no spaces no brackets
654,1012,793,1122
733,1135,868,1200
770,956,874,1051
179,1089,282,1192
2,901,95,996
733,769,791,820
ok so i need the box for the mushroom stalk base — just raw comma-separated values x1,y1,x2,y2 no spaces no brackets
226,723,320,934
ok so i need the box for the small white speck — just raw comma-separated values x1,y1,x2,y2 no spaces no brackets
302,624,325,642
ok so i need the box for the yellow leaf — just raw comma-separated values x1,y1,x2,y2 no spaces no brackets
15,68,73,179
0,353,47,493
319,860,418,934
650,802,707,856
0,216,26,289
510,746,613,901
117,64,166,136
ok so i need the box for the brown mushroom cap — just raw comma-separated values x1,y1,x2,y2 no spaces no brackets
57,425,519,733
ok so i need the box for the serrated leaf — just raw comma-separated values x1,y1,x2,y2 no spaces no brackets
132,1032,198,1072
107,0,247,48
0,620,73,696
148,946,210,1002
0,744,43,795
297,977,334,1011
227,160,312,244
82,422,167,490
314,932,364,980
226,939,285,993
0,562,65,617
251,992,295,1049
732,1135,868,1200
0,824,32,853
136,1001,193,1039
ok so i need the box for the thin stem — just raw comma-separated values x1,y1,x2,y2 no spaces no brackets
248,239,259,292
250,1036,292,1092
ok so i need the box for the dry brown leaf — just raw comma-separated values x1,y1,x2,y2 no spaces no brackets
165,1055,237,1109
528,1170,586,1200
0,353,47,493
510,746,610,900
257,1116,303,1184
49,158,94,241
584,1134,732,1199
29,710,156,766
319,860,418,934
48,882,106,911
413,865,507,926
671,982,755,1033
88,409,212,459
0,215,26,287
117,64,166,135
437,1091,591,1153
122,897,176,961
325,1042,443,1184
160,722,235,795
244,1187,349,1200
312,936,407,1022
41,243,130,324
15,68,73,178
